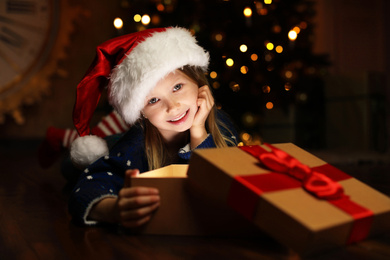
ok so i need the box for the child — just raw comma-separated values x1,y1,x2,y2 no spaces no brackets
68,27,239,227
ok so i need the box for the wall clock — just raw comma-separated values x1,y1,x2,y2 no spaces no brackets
0,0,80,124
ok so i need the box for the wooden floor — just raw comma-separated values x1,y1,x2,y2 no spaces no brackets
1,141,390,260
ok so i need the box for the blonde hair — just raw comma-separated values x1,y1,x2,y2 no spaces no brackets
144,65,236,170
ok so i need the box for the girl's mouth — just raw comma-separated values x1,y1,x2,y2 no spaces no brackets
168,109,189,124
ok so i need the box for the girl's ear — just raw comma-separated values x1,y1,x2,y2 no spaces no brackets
141,111,147,119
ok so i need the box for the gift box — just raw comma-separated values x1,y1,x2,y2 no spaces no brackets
130,164,259,236
187,143,390,255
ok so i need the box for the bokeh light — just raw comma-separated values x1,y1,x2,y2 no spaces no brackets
113,18,123,29
226,58,234,67
141,14,151,25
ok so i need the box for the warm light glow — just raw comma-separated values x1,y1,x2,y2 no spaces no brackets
265,53,272,62
262,85,271,93
157,3,165,11
113,18,123,29
285,70,293,79
141,14,151,25
266,102,274,109
293,26,301,34
272,25,281,33
240,44,248,52
264,0,272,4
241,132,252,141
300,21,307,29
151,15,161,25
226,58,234,67
266,42,274,50
298,93,308,102
284,82,292,91
215,33,223,41
210,71,218,79
134,14,142,22
212,82,220,89
251,53,258,61
259,8,268,15
275,45,283,53
240,66,248,74
288,30,297,41
243,7,252,17
244,114,254,124
230,82,240,92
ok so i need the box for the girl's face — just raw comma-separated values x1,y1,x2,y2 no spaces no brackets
142,70,199,141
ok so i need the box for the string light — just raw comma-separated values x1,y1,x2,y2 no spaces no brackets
113,18,123,29
133,14,141,22
215,33,223,42
266,102,274,109
209,71,218,79
230,82,240,92
275,45,283,53
243,7,252,17
251,53,258,61
240,66,248,74
240,44,248,52
284,82,292,91
241,132,252,142
156,3,165,11
262,85,271,93
293,26,301,34
141,14,151,25
212,82,220,89
288,30,297,41
266,42,274,50
285,70,293,79
226,58,234,67
264,0,272,4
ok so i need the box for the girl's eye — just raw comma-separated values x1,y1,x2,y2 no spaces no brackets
148,97,159,104
173,84,183,92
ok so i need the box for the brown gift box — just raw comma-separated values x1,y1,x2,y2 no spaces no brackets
131,164,259,236
187,143,390,255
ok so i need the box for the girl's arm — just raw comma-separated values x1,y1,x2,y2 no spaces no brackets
87,169,160,227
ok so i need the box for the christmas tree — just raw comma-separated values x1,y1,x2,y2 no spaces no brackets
115,0,330,148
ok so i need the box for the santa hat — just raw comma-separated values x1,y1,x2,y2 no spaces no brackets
70,27,209,168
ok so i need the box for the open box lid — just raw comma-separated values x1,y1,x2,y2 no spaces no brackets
133,164,189,178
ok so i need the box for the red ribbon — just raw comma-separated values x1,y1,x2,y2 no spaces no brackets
240,144,344,200
227,144,374,244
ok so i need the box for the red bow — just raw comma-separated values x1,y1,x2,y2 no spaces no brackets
240,144,344,200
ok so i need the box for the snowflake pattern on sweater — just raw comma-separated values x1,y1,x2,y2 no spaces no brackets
68,110,238,225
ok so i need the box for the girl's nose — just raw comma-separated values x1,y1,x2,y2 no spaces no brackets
166,98,180,113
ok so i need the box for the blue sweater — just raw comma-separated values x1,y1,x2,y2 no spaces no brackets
68,110,238,225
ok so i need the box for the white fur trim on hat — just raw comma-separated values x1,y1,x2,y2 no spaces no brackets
70,135,109,169
108,27,209,125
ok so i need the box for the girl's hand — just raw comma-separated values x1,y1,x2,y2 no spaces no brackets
190,85,214,149
116,169,160,228
89,169,160,228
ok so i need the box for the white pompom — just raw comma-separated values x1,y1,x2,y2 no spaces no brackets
70,135,109,169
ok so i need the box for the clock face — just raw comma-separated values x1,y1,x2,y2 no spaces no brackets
0,0,56,96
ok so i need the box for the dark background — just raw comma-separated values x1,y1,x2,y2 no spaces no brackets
1,0,389,166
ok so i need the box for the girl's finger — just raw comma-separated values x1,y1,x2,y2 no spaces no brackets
121,214,153,228
124,169,139,187
120,201,160,220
